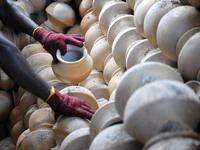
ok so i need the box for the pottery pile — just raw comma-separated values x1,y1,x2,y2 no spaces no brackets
1,0,200,150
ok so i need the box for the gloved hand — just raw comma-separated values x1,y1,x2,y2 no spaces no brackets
46,86,94,120
32,27,85,62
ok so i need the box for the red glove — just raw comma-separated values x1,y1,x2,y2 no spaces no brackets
46,87,94,120
33,27,85,62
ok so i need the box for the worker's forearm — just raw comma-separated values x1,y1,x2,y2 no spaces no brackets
0,0,38,36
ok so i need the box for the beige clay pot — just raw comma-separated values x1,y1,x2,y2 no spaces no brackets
9,105,23,127
157,6,200,61
107,14,135,47
178,32,200,81
90,36,112,71
0,68,16,91
52,44,93,84
124,80,200,143
44,2,76,33
66,24,83,35
60,85,99,111
134,0,160,38
84,22,104,53
90,101,122,140
98,1,133,35
79,0,93,18
144,131,200,150
37,67,58,82
188,0,200,8
185,80,200,100
112,27,143,69
80,10,98,35
126,0,136,10
60,127,91,150
89,123,143,150
16,129,30,150
48,80,69,91
144,0,182,47
179,0,190,4
28,107,56,131
52,116,90,147
115,62,184,119
0,90,13,121
20,128,56,150
0,137,15,150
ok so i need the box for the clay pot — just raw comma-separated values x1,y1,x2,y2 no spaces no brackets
0,68,16,90
84,22,104,53
9,105,23,127
96,98,109,108
28,107,56,131
80,10,98,35
134,0,160,38
60,86,99,111
178,31,200,81
103,56,120,84
144,131,200,150
44,2,76,33
0,90,13,121
112,27,143,69
21,42,48,59
179,0,190,4
176,27,200,57
90,101,122,140
60,127,91,150
126,39,177,69
90,36,112,71
10,120,26,144
108,69,124,96
34,11,47,25
37,67,58,82
157,6,200,61
92,0,120,18
89,123,143,150
16,129,30,150
109,89,116,101
79,0,93,18
144,0,182,47
52,116,90,146
0,137,15,150
115,62,184,119
185,80,200,100
98,1,133,35
23,104,38,129
52,44,93,84
13,1,33,17
48,80,69,91
126,0,136,10
107,14,135,46
20,129,56,150
66,24,83,35
124,80,200,143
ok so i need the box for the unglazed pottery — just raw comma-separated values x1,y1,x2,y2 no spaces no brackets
52,116,90,146
144,131,200,150
79,0,93,18
115,62,184,119
126,0,136,10
52,44,93,84
84,22,104,53
80,10,98,35
176,27,200,57
188,0,200,8
107,14,135,46
16,129,30,150
134,0,160,38
60,86,99,111
26,52,53,73
66,24,83,35
9,105,23,127
0,90,13,121
157,6,200,61
90,101,122,140
112,27,143,69
89,84,109,100
185,80,200,100
124,80,200,143
178,32,200,81
90,36,112,71
28,107,56,131
60,127,91,150
98,1,133,35
144,0,182,47
21,42,48,59
103,56,120,84
48,80,69,91
0,68,16,91
10,120,26,144
20,129,56,150
179,0,190,4
44,2,76,33
0,137,15,150
37,67,58,82
89,124,143,150
18,91,37,117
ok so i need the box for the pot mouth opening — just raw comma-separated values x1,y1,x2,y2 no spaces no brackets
56,44,87,63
